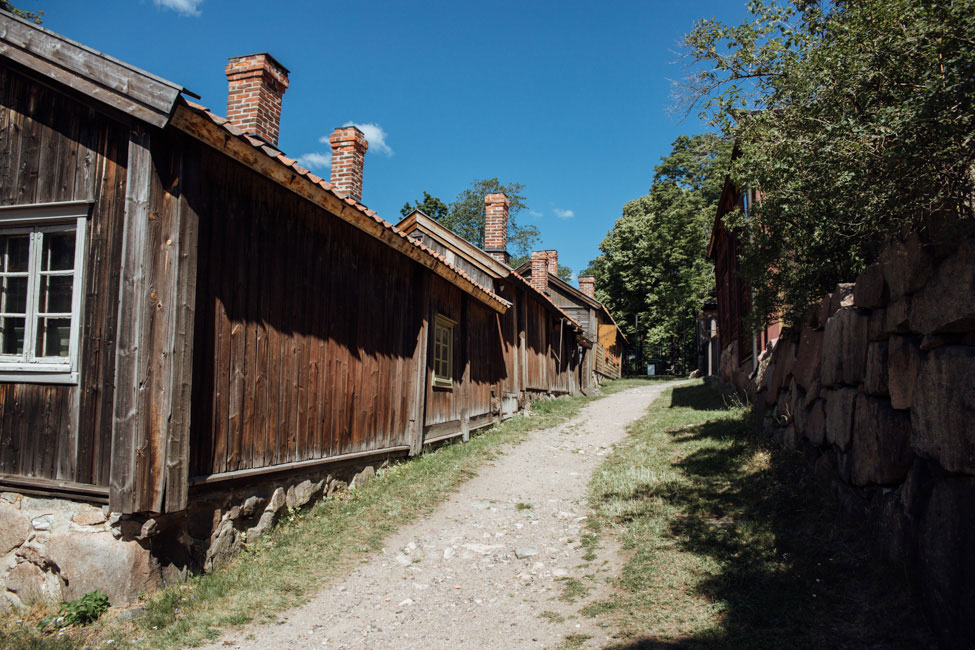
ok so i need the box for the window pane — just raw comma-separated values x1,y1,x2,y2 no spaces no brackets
0,234,29,272
41,232,75,271
35,317,71,357
1,316,25,355
1,276,28,313
37,274,73,313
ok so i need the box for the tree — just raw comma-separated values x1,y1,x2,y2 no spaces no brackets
402,178,541,259
681,0,975,326
1,2,43,23
588,134,731,373
400,191,448,221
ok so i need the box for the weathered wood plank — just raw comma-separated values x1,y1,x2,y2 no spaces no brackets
109,125,152,512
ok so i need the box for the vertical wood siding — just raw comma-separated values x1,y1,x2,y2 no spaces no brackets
0,64,128,487
188,149,423,477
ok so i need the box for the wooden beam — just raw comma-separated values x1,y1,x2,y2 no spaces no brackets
408,269,430,456
164,145,199,512
168,104,508,315
110,125,153,513
0,13,181,128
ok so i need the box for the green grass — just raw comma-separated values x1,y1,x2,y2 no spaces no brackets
585,379,936,649
0,383,639,650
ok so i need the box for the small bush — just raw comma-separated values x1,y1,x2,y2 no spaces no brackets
59,590,110,627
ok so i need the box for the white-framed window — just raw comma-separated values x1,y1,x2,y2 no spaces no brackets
432,313,455,389
0,201,89,384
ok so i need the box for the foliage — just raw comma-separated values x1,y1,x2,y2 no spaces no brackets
400,191,447,222
0,2,43,23
36,591,110,630
588,134,731,372
682,0,975,325
401,178,541,258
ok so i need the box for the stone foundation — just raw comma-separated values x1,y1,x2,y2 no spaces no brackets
1,456,387,610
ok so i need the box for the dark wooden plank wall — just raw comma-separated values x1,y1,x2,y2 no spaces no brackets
188,148,423,477
0,63,128,488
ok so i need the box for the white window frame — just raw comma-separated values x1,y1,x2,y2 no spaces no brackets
432,313,455,389
0,201,89,385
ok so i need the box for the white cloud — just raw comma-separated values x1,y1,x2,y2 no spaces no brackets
529,210,543,218
553,208,575,219
296,152,332,170
342,122,393,156
154,0,203,16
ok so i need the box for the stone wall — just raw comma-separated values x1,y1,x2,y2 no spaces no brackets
754,223,975,648
1,457,386,611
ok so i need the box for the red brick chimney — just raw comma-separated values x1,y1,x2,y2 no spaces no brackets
579,276,595,298
225,53,289,146
530,251,549,294
484,193,510,265
329,126,369,202
546,250,558,277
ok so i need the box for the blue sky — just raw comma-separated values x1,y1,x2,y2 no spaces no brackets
25,0,748,280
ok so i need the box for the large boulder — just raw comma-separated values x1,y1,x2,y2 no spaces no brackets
45,532,160,605
824,387,858,450
821,308,869,387
792,326,823,390
806,399,827,447
881,231,935,301
908,234,975,335
885,298,912,335
911,345,975,474
854,263,889,309
0,501,30,555
863,341,889,397
765,338,796,406
850,394,913,486
888,335,922,410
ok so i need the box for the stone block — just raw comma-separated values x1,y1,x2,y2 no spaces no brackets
821,307,870,387
885,298,912,334
830,283,856,314
815,295,833,329
854,263,889,309
850,394,913,486
825,387,858,450
868,307,889,342
766,338,795,406
888,335,922,410
792,326,823,390
882,231,934,300
908,234,975,335
806,399,827,447
4,561,61,604
802,378,822,410
71,508,107,527
870,489,909,565
915,475,975,648
911,345,975,474
46,532,160,605
0,501,30,554
286,479,324,510
863,341,889,396
350,465,376,490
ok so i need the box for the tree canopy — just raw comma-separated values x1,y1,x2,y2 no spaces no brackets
682,0,975,325
401,178,541,259
1,2,43,23
588,134,731,373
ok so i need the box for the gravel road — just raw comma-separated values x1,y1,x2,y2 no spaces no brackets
206,381,673,650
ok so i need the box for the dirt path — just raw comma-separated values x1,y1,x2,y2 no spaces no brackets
206,382,675,650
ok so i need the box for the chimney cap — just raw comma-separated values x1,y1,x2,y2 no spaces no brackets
226,52,290,74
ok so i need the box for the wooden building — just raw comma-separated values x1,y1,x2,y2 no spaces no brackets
397,205,589,411
707,169,781,388
0,12,592,518
514,253,624,385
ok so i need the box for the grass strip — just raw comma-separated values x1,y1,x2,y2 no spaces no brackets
585,379,935,649
1,385,636,650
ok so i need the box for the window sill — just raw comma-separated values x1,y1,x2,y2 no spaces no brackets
0,368,79,385
432,378,453,390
